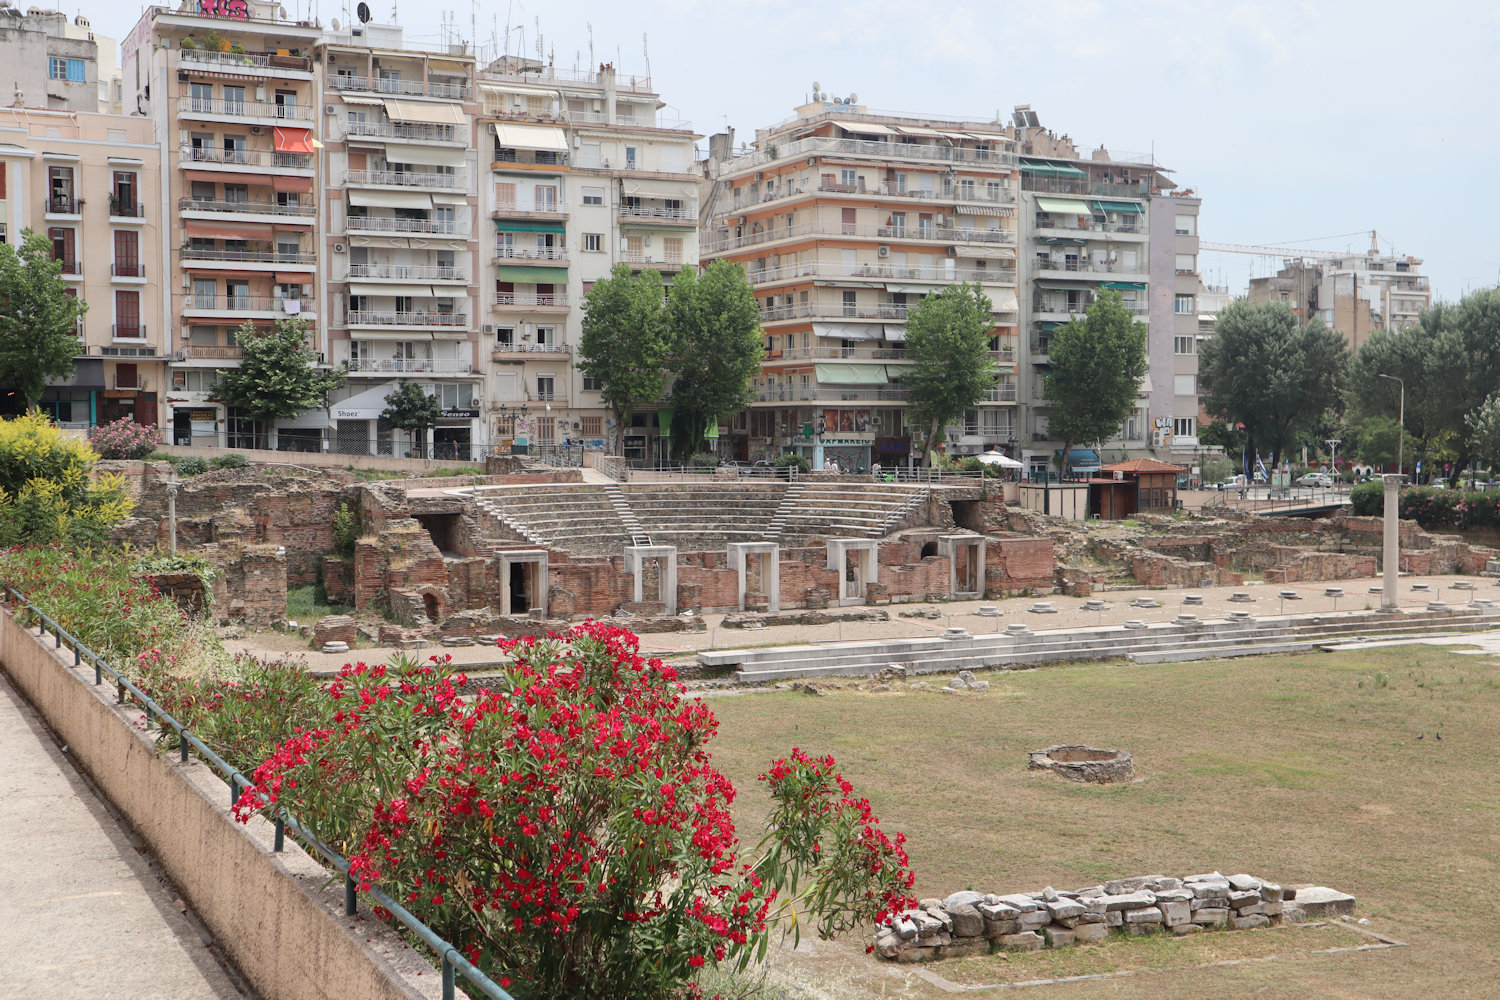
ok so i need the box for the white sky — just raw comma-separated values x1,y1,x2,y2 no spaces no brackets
102,0,1500,299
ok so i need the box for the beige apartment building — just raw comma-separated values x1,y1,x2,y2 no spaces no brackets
478,57,699,458
123,0,322,449
0,107,162,427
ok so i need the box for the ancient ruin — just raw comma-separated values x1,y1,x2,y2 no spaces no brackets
1028,745,1135,783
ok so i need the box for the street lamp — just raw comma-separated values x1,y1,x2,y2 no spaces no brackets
1376,374,1404,478
1325,438,1340,488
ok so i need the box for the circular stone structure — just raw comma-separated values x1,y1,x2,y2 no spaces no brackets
1028,745,1135,784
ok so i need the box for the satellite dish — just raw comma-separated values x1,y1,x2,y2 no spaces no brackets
849,92,858,103
811,80,820,92
356,1,371,22
330,16,340,29
277,4,286,17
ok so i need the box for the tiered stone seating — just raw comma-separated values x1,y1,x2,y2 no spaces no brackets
470,484,632,555
621,483,786,549
773,483,931,541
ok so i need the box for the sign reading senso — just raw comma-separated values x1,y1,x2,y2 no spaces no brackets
197,0,249,21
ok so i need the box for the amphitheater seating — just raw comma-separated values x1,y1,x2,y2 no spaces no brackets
620,483,785,548
773,482,931,540
469,484,633,556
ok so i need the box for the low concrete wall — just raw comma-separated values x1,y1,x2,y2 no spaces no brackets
0,609,451,1000
157,443,482,474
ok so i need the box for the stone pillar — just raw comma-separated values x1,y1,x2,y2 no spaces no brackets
1382,474,1401,611
167,483,178,554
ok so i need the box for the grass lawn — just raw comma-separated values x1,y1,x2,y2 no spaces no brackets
706,646,1500,999
285,583,352,622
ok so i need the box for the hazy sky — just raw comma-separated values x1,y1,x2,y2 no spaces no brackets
102,0,1499,299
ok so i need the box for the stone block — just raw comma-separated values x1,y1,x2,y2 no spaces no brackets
1154,889,1193,903
1019,909,1052,930
946,904,984,938
911,910,945,936
915,931,951,948
1104,876,1159,895
1105,911,1123,927
1228,890,1262,910
1171,923,1203,936
1042,925,1076,948
1231,913,1270,930
1259,882,1284,902
940,938,990,958
1227,874,1262,892
895,946,938,963
1072,922,1109,944
1123,907,1162,925
1280,904,1308,924
1046,898,1086,922
982,918,1022,938
995,931,1043,952
996,894,1039,913
1290,887,1356,917
942,890,985,910
1192,908,1229,926
1190,879,1231,899
1158,900,1191,927
1261,900,1284,916
978,902,1020,922
1101,890,1157,911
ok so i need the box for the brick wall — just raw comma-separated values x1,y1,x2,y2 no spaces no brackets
986,536,1056,594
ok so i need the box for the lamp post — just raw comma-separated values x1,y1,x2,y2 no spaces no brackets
1376,374,1404,478
1325,438,1340,490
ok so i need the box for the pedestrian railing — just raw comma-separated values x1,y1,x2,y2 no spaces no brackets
4,587,517,1000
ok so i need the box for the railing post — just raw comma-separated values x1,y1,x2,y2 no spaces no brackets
345,872,357,916
93,653,101,686
180,733,189,763
228,773,239,808
273,816,285,853
442,957,455,1000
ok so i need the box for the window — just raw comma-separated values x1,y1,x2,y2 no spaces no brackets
663,236,682,263
578,141,601,168
581,186,604,206
1173,374,1196,395
536,375,556,400
624,146,637,169
113,290,141,338
112,230,140,277
583,233,602,252
49,57,86,82
581,416,602,436
1175,253,1196,274
582,375,601,391
48,226,75,271
1173,417,1196,438
842,290,857,317
1174,214,1196,236
1175,294,1195,315
1174,335,1195,355
840,168,857,187
222,85,246,115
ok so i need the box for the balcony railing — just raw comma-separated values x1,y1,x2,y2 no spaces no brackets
345,120,468,144
345,215,469,235
347,310,468,327
179,344,243,360
56,259,81,275
47,196,79,214
348,263,469,281
752,385,911,402
1034,299,1149,315
1034,215,1147,235
1033,259,1149,276
619,205,695,221
747,261,1011,285
985,386,1019,402
330,75,470,100
493,342,569,355
346,357,473,374
180,247,316,265
178,197,316,218
186,296,314,312
777,346,909,361
492,199,567,216
111,325,146,340
178,49,312,74
493,245,568,262
344,169,465,189
703,220,1016,254
109,199,146,218
620,251,684,268
490,148,569,168
177,96,314,121
720,135,1015,176
761,302,912,323
111,263,146,278
492,292,569,309
179,146,315,170
113,372,149,390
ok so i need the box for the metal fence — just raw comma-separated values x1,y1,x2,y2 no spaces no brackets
5,588,516,1000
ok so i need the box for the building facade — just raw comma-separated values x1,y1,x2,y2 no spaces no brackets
1247,239,1431,351
702,98,1020,471
0,8,110,112
0,107,163,427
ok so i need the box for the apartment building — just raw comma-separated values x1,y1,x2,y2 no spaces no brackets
123,0,322,449
0,7,118,112
1152,191,1202,465
0,107,163,427
317,23,481,460
702,97,1020,471
477,57,699,458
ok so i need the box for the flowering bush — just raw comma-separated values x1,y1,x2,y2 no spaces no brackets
1351,482,1500,531
86,416,160,459
233,623,916,999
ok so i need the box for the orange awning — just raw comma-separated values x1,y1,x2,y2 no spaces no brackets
185,221,274,241
272,175,314,194
275,272,310,284
273,126,314,154
182,169,272,186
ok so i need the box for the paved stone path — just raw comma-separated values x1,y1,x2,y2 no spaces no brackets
0,671,251,1000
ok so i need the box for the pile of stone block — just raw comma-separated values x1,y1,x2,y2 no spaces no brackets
874,874,1355,963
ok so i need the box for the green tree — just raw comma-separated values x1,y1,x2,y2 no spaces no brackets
380,380,442,457
1353,415,1403,471
1044,289,1148,474
1467,393,1500,478
1343,314,1456,477
1198,419,1246,464
903,282,997,465
579,264,670,454
0,228,88,408
1198,299,1347,472
210,318,345,449
664,260,762,458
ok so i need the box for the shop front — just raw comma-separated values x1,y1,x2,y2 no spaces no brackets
40,358,104,429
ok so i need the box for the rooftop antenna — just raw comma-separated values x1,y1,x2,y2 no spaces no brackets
587,21,592,69
642,31,651,80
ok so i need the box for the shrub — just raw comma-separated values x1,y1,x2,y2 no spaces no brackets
0,411,98,495
331,502,360,557
1350,480,1383,516
87,416,160,460
211,453,249,469
774,453,811,474
688,450,717,468
172,456,209,477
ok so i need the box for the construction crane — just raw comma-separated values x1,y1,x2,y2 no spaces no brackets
1200,230,1380,262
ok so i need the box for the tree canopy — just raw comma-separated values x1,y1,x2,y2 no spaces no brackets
210,318,345,446
579,264,670,454
1198,299,1347,472
903,282,997,465
664,260,762,458
0,228,88,408
380,381,442,456
1043,289,1149,472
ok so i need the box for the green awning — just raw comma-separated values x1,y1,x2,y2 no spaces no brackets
1036,197,1093,215
1100,281,1146,290
494,265,568,283
1092,199,1144,214
815,363,889,385
658,407,673,438
1021,158,1087,178
493,220,566,234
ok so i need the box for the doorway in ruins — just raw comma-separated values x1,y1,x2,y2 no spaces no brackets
508,561,531,613
495,550,549,618
826,539,879,605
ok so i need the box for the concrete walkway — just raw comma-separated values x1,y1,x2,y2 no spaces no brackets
0,671,251,1000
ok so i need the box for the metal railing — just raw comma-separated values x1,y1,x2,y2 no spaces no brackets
618,204,695,221
346,357,473,373
348,263,469,281
185,296,314,312
180,247,316,265
111,263,147,278
620,251,683,267
179,146,315,170
47,196,80,214
110,200,147,218
1034,215,1147,235
492,199,567,216
345,120,467,144
344,169,466,189
179,196,315,217
492,341,568,355
751,385,911,402
347,310,468,327
178,49,313,74
177,96,314,120
747,260,1010,285
491,292,568,308
345,215,468,235
179,344,242,360
111,324,146,340
719,134,1015,175
330,74,470,100
703,221,1016,254
492,245,568,262
3,588,516,1000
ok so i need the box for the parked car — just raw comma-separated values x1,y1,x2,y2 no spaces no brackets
1215,478,1243,491
1296,472,1335,488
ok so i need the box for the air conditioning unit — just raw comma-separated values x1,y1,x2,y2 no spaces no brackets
481,323,493,333
177,71,189,82
333,243,346,253
250,126,263,134
754,171,764,181
570,419,582,432
877,246,890,258
324,104,336,115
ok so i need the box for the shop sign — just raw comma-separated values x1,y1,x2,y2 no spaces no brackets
440,408,480,419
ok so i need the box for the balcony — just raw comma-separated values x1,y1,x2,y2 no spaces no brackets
56,258,81,276
492,198,568,220
110,263,147,278
491,291,569,312
109,199,147,220
180,247,316,266
347,310,468,328
113,372,151,391
178,196,316,220
619,204,696,224
747,260,1012,286
720,135,1015,176
761,301,911,324
330,75,470,100
345,120,468,145
93,344,157,357
492,342,570,358
621,251,684,269
1033,215,1147,236
493,245,569,263
348,263,469,281
178,344,243,361
178,146,315,172
777,346,909,361
490,148,570,169
703,220,1016,254
985,386,1019,402
178,48,313,77
345,215,469,236
346,357,474,375
183,295,315,316
751,385,911,403
111,324,147,341
46,196,80,216
1033,259,1149,277
344,169,466,190
176,96,314,122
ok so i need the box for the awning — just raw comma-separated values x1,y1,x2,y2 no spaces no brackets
956,204,1014,217
1055,448,1101,470
430,193,470,206
490,122,568,152
339,94,385,106
494,220,567,234
348,282,436,297
382,99,465,126
1021,158,1088,178
183,169,272,186
812,322,881,341
885,282,945,295
392,145,467,167
1035,280,1095,291
494,265,567,283
1036,197,1093,215
884,326,906,343
273,175,314,194
272,126,314,154
954,244,1016,260
275,272,309,284
349,190,433,209
815,363,889,385
1093,199,1144,214
989,289,1020,312
184,220,273,241
621,177,695,199
833,120,896,136
1100,281,1146,290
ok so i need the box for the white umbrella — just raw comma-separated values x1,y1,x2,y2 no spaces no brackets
976,450,1024,468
